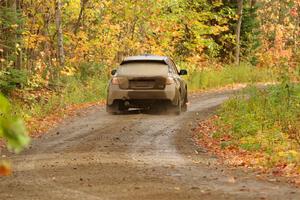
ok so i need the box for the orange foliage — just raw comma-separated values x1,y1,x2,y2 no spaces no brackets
258,0,300,68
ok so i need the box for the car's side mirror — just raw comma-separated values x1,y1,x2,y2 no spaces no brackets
111,69,117,76
179,69,187,76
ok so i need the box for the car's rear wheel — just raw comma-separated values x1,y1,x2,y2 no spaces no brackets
106,100,127,114
182,93,188,112
106,102,118,114
176,98,182,115
171,97,181,115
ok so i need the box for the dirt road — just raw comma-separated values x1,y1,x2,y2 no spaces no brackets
0,90,299,200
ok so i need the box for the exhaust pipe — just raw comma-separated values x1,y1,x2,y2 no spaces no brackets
124,101,130,107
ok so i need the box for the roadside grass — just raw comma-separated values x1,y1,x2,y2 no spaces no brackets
12,75,108,134
17,77,107,117
185,63,276,91
213,83,300,170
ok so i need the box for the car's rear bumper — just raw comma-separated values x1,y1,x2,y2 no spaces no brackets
107,84,178,105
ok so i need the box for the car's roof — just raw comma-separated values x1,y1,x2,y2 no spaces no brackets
120,55,170,65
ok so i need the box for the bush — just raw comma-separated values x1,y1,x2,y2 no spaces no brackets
16,75,108,120
0,69,28,94
76,62,107,81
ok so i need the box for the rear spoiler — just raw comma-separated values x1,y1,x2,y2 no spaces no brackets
120,56,169,65
120,59,168,65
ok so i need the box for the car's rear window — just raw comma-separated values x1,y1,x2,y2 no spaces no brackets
118,62,169,76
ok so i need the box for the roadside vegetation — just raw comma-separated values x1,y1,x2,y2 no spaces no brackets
187,63,276,91
215,79,300,168
195,67,300,181
13,65,109,122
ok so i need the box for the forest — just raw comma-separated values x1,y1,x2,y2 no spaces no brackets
0,0,300,178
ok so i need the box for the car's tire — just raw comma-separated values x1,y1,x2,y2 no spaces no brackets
182,94,188,112
172,97,181,115
106,101,121,114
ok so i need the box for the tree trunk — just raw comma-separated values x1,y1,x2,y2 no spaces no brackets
14,0,22,69
294,4,300,53
235,0,244,65
73,0,88,34
55,0,65,68
249,0,256,8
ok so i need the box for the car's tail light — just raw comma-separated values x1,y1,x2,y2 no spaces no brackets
112,77,120,85
166,77,175,85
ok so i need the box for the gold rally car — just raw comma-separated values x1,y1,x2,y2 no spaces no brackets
106,55,188,114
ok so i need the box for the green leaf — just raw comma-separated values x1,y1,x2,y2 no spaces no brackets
0,94,30,153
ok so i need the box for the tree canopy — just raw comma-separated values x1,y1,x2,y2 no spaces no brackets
0,0,298,93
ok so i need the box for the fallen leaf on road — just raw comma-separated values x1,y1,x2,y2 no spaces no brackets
0,161,11,176
227,176,236,183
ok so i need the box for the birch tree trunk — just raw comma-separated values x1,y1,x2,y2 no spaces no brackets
235,0,244,65
55,0,65,68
